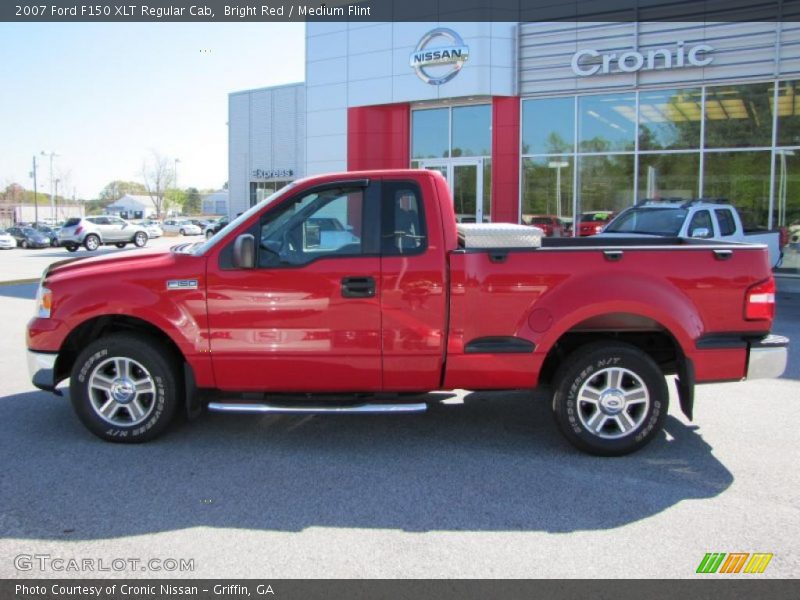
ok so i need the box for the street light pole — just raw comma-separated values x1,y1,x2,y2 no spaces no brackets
55,179,60,221
40,151,59,223
174,158,180,190
30,155,39,225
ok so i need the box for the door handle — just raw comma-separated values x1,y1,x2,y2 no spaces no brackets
341,276,376,298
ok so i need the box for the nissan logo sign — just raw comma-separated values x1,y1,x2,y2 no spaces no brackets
409,28,470,85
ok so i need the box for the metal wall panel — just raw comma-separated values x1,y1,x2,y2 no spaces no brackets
519,19,800,96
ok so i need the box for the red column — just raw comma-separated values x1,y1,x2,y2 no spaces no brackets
348,104,411,171
491,96,521,223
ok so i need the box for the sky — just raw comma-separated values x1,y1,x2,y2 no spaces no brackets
0,23,305,198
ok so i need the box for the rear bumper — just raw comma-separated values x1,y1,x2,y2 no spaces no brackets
27,349,58,391
747,335,789,380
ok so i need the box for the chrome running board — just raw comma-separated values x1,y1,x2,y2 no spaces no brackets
207,402,427,415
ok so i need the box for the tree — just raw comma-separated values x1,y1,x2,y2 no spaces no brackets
184,187,201,214
98,180,148,205
164,188,187,214
141,151,174,219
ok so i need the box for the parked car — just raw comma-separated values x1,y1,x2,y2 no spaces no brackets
204,216,229,239
600,199,785,268
162,219,202,236
577,211,615,236
34,224,60,247
7,226,50,249
27,169,787,456
139,220,163,239
188,219,212,230
0,228,16,250
58,216,149,252
524,215,565,237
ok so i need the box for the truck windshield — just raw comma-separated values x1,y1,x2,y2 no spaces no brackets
190,182,298,256
605,208,688,235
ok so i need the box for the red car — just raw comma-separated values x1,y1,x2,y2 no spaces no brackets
27,170,787,456
578,211,614,236
524,215,565,237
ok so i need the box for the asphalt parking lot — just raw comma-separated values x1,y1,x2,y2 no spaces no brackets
0,244,798,578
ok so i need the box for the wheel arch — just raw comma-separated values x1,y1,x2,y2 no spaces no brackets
55,314,193,396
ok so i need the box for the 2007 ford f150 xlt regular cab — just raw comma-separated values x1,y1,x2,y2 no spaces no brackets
27,170,789,455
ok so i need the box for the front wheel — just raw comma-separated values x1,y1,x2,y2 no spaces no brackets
133,231,148,247
21,240,28,249
179,229,185,236
65,244,78,252
115,242,126,248
551,342,668,456
206,230,214,240
69,334,181,442
84,234,100,251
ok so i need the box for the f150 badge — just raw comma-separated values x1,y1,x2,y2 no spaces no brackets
166,279,198,290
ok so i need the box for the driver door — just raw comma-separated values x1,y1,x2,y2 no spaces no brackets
206,181,383,392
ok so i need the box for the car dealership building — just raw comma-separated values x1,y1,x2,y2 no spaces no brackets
229,20,800,240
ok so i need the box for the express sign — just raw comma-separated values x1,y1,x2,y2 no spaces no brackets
571,42,714,77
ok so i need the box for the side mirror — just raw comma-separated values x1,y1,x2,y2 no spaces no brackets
691,227,710,238
233,234,255,269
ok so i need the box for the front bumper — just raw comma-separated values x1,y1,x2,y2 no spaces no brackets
27,349,58,392
747,335,789,379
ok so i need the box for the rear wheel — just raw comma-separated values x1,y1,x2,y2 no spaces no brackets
551,342,668,456
69,334,181,443
133,232,148,247
21,240,28,249
84,234,100,251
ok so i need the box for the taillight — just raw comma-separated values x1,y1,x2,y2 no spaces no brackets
745,278,776,321
75,226,83,235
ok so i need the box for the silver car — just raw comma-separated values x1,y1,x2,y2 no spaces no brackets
58,216,149,252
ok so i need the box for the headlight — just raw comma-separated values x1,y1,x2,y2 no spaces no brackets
35,284,53,319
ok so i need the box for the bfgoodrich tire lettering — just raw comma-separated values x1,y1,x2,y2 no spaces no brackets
551,342,668,456
69,333,180,443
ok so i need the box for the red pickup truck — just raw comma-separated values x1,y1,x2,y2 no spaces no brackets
27,170,788,455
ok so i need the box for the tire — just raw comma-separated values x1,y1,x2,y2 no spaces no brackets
551,342,668,456
179,229,186,236
21,240,28,249
133,231,148,248
115,242,126,248
69,333,181,443
66,245,78,252
84,234,100,251
50,239,58,247
206,230,214,240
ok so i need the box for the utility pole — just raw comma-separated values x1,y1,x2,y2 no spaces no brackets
41,151,58,223
30,155,39,225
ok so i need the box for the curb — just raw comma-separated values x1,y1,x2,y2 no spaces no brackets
0,278,39,286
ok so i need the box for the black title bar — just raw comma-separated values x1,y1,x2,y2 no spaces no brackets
3,0,800,22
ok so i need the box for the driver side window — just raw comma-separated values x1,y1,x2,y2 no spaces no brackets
258,188,365,267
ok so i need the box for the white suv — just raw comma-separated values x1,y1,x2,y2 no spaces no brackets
58,216,149,252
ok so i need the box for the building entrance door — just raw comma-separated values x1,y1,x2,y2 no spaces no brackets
418,158,487,223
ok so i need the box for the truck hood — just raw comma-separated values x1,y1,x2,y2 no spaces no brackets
44,246,196,283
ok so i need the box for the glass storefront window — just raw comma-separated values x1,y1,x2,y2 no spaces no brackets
703,151,771,227
776,80,800,146
250,181,292,208
638,88,702,150
522,97,574,154
521,156,574,220
579,93,636,152
452,105,491,157
412,108,449,159
704,83,774,148
775,148,800,273
483,159,492,222
637,153,699,201
578,154,634,213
